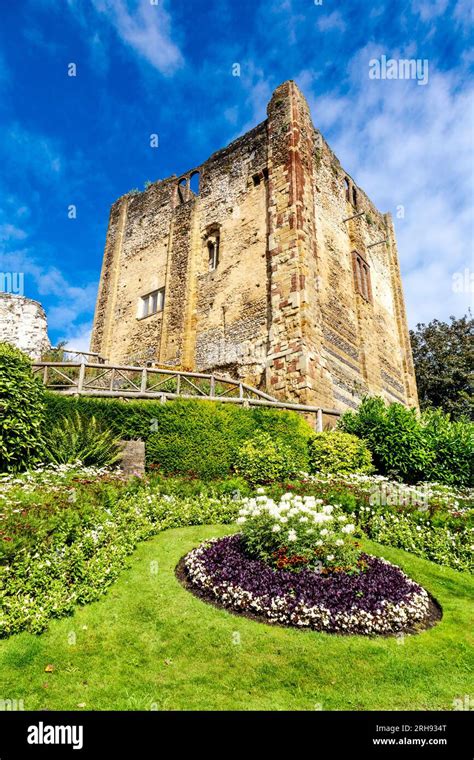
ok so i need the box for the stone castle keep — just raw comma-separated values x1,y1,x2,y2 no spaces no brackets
91,80,418,411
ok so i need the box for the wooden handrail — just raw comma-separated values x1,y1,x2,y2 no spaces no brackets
32,361,342,426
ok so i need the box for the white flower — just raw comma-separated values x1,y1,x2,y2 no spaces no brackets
315,540,323,546
341,524,355,534
320,529,329,536
272,524,281,533
335,539,344,546
326,555,334,561
236,516,246,524
288,529,298,542
279,516,288,523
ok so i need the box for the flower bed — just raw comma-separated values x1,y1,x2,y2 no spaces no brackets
0,465,240,637
182,534,439,635
263,476,473,573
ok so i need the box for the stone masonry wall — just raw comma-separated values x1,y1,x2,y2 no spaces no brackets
91,81,418,411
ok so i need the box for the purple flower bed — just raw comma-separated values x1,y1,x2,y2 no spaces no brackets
182,534,433,635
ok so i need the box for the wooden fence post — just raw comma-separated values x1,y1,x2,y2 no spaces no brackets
77,362,86,396
316,408,323,432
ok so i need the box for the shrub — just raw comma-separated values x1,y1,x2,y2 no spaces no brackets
238,492,361,572
42,394,312,479
0,342,45,472
308,431,373,475
234,431,299,485
339,396,473,487
421,409,473,487
339,397,433,483
42,411,122,467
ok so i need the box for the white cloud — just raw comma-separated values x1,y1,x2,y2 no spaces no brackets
303,43,473,326
0,224,28,242
412,0,449,21
57,322,93,353
0,249,98,336
316,11,346,33
90,0,183,75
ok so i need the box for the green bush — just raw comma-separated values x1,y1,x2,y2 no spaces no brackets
234,430,300,485
42,411,122,467
339,396,473,487
0,343,45,472
421,409,473,487
42,394,312,479
339,397,433,484
308,430,373,475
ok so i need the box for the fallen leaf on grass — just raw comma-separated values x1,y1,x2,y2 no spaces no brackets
44,664,55,673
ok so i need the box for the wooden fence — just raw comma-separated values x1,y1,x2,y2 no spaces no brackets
32,361,342,431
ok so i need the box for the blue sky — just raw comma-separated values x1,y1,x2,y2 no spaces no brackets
0,0,472,351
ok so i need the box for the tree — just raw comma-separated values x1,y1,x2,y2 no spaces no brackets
409,312,473,420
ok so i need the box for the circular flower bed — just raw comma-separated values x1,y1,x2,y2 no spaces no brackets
181,534,439,635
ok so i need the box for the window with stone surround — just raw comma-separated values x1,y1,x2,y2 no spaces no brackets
352,251,372,303
207,238,219,271
138,288,165,319
204,226,220,272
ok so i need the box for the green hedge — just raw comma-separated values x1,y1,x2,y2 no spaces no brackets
0,343,45,472
43,394,313,479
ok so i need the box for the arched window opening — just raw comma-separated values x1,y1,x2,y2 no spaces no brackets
177,178,188,204
344,177,350,202
190,171,200,196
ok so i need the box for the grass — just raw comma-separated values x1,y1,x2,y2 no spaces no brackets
0,524,473,711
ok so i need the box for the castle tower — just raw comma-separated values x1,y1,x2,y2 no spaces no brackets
91,81,418,412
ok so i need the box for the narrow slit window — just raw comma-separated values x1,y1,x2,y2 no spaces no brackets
208,239,219,271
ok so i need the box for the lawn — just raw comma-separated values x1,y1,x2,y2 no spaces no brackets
0,524,472,711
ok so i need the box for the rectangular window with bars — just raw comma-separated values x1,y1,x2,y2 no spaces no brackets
138,288,165,319
352,251,372,303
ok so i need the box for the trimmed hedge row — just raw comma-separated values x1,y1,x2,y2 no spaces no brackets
43,393,313,479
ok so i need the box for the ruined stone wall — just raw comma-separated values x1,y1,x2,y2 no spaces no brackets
91,80,418,411
0,293,50,359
